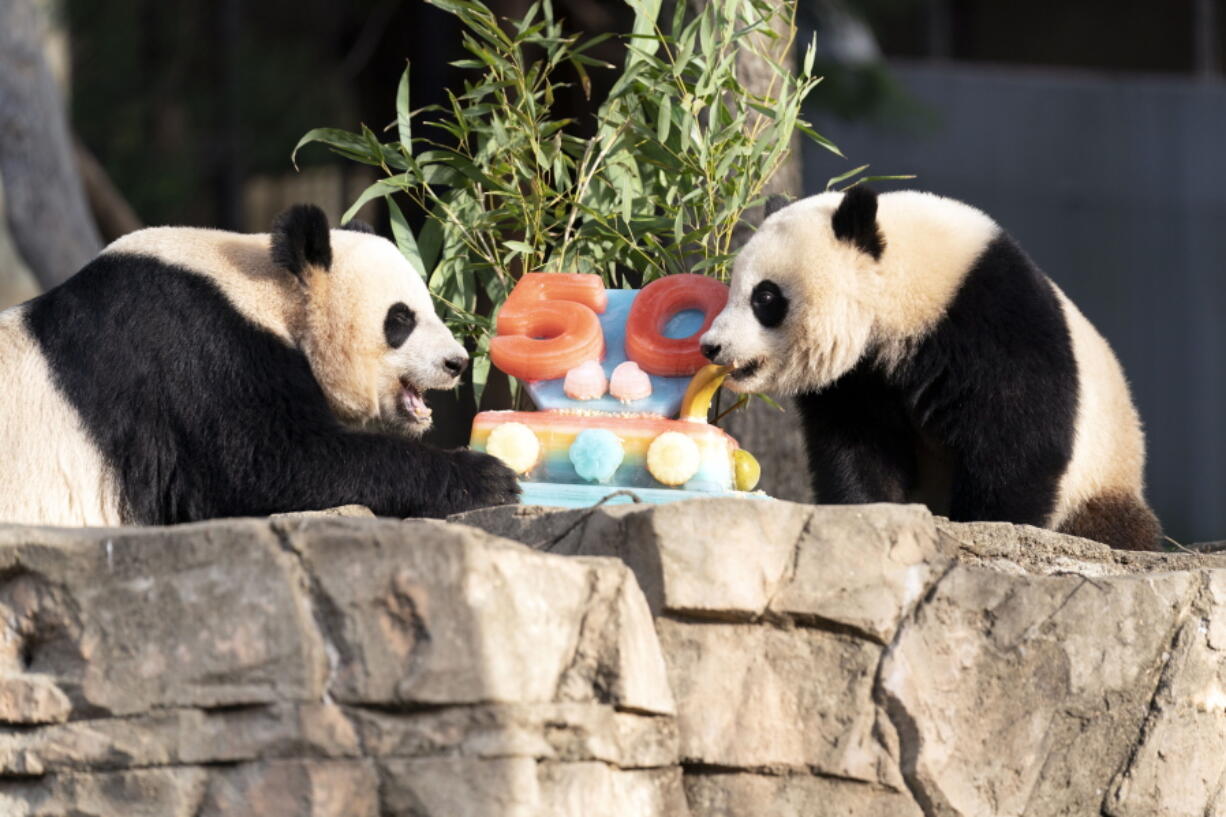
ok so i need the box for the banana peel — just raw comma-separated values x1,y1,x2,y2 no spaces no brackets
680,364,762,491
679,364,732,422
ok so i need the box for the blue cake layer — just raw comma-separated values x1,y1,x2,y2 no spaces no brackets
518,481,770,509
523,289,705,416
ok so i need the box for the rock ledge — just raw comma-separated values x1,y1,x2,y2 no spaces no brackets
0,499,1220,816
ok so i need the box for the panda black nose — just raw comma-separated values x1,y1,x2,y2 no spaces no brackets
700,343,722,362
442,355,469,376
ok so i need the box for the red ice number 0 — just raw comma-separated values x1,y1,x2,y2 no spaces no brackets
488,273,729,381
626,274,729,376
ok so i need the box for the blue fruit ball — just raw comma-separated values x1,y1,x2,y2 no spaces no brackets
569,429,625,483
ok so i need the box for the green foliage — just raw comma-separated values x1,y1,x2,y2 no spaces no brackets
296,0,879,396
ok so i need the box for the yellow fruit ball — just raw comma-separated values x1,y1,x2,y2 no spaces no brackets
485,422,540,475
733,449,761,492
646,431,701,486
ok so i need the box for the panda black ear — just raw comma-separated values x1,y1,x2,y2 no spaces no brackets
270,204,332,278
764,194,789,219
832,185,885,261
340,218,376,235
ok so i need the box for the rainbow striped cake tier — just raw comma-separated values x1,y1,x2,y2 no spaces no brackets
470,410,758,506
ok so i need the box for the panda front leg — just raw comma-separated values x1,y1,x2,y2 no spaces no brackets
396,443,523,518
267,432,521,520
795,362,916,504
945,436,1069,528
934,391,1072,527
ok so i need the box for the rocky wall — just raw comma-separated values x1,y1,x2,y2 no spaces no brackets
0,499,1222,816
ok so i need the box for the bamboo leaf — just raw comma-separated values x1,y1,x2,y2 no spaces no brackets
627,0,663,59
802,33,817,77
396,65,412,146
471,349,490,407
291,128,379,170
796,122,844,157
418,215,443,273
503,240,536,255
752,392,785,412
843,173,918,190
656,96,671,142
341,176,407,225
385,196,428,278
825,163,870,191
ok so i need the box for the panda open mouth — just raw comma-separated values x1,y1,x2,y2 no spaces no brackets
729,359,763,381
400,381,433,423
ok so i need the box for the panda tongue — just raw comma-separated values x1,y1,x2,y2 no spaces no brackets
402,387,432,420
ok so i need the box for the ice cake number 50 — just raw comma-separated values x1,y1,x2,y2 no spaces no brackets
489,273,728,381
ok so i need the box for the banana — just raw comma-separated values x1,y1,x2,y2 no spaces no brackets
679,364,732,422
680,364,762,491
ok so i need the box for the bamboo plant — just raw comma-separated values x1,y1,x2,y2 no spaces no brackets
295,0,895,402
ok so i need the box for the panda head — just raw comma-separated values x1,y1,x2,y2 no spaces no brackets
271,204,467,437
700,186,887,396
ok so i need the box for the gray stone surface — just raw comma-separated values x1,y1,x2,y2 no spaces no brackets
656,619,902,787
1,501,1224,815
378,756,689,817
0,520,328,716
348,702,678,768
940,517,1226,575
0,672,71,725
455,498,810,618
684,773,924,817
0,767,210,817
459,499,1226,817
881,565,1197,817
1103,571,1226,817
0,704,361,775
453,499,949,641
276,515,673,715
0,513,682,815
772,503,947,642
198,759,380,817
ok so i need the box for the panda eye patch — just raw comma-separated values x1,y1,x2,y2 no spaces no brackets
750,280,788,328
384,303,416,348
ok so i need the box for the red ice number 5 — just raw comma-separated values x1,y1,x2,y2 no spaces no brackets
489,273,608,381
626,274,729,376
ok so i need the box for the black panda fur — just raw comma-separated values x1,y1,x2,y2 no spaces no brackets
703,187,1161,551
6,206,518,525
797,230,1079,524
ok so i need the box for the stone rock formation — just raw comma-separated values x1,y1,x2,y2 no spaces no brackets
0,498,1221,816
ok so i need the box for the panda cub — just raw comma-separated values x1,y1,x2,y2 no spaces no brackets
701,187,1160,550
0,204,519,526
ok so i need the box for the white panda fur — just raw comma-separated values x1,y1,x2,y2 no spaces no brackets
701,188,1159,550
0,308,123,525
0,205,518,526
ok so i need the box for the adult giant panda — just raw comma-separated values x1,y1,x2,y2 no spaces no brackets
0,204,518,526
701,187,1160,550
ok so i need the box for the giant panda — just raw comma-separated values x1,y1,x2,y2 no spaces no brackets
0,204,519,526
700,187,1161,550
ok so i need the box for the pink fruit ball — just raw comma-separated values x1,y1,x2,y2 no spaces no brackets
609,361,653,403
563,360,608,400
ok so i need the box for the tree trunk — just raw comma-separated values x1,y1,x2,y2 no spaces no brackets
0,0,101,288
75,140,143,243
0,174,41,309
712,0,814,504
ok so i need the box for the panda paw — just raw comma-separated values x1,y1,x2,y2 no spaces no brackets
447,449,521,513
